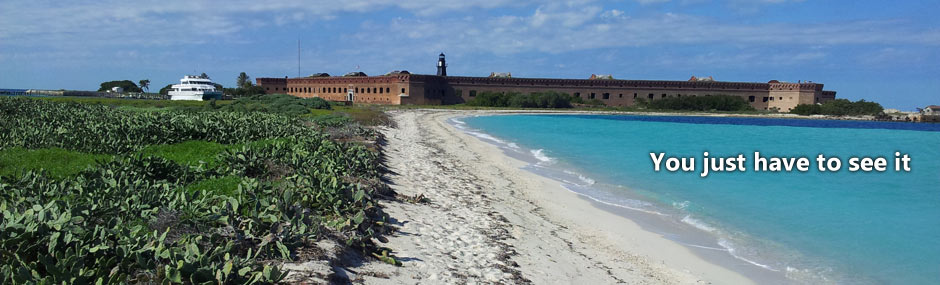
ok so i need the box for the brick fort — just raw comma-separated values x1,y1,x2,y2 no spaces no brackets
257,53,836,111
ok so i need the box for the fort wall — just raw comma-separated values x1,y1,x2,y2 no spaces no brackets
257,74,836,111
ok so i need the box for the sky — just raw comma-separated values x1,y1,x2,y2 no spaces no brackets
1,0,938,109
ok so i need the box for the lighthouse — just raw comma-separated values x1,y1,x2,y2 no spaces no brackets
437,53,447,76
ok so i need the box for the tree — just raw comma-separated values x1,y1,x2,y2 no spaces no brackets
645,95,752,111
465,91,575,108
790,99,883,116
158,84,173,95
98,80,142,93
237,72,251,88
224,85,266,97
200,72,210,79
138,79,150,92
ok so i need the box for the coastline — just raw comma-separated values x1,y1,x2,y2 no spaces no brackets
357,109,760,284
391,106,894,122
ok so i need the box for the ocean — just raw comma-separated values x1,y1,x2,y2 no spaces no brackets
455,114,940,284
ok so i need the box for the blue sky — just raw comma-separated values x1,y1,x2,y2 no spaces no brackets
1,0,937,109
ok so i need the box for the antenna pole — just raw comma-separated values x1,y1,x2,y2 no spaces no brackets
297,39,301,77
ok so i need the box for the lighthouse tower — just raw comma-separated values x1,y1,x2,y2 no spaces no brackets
436,53,447,76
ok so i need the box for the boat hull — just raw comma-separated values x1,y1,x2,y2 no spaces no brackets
168,91,221,101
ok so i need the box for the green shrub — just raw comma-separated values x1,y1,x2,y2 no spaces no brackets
311,114,353,128
219,94,331,116
466,91,573,108
647,95,753,111
138,141,236,168
790,99,884,116
98,80,143,93
0,97,306,154
0,98,397,283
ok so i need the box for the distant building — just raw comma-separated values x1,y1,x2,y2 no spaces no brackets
590,74,614,80
911,105,940,122
923,105,940,115
110,87,124,93
257,53,837,110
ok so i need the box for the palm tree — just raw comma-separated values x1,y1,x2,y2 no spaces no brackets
138,79,150,92
237,72,250,88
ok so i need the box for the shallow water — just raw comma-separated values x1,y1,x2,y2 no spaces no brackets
458,114,940,284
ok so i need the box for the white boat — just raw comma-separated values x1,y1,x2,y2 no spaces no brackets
168,75,222,100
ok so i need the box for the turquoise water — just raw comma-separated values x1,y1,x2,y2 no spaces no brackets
460,114,940,284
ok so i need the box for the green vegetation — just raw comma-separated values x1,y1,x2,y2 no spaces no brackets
139,79,151,92
138,141,236,168
790,99,884,116
225,72,267,98
39,97,227,109
1,98,301,154
217,94,331,116
573,97,606,106
465,91,574,108
98,80,143,93
159,84,173,95
332,105,393,126
223,86,267,97
310,114,353,128
0,148,111,178
644,95,754,112
236,72,251,87
184,175,243,196
0,97,395,283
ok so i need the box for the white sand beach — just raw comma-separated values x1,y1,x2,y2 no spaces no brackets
345,109,755,284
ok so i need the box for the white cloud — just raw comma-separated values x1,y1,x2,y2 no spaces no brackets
350,10,940,58
602,9,626,18
1,0,937,77
0,0,533,46
635,0,671,4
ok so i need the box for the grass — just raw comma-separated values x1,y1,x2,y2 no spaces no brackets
32,96,389,125
0,147,112,178
138,140,239,168
307,108,334,117
184,175,243,197
39,96,232,109
333,105,392,126
0,139,291,178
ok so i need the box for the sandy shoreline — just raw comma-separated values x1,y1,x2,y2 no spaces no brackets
336,109,768,284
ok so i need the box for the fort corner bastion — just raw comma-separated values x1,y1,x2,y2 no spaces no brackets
257,54,836,111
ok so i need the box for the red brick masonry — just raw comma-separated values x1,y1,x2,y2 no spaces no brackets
257,74,836,111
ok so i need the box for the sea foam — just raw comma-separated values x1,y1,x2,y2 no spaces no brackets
530,149,554,164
